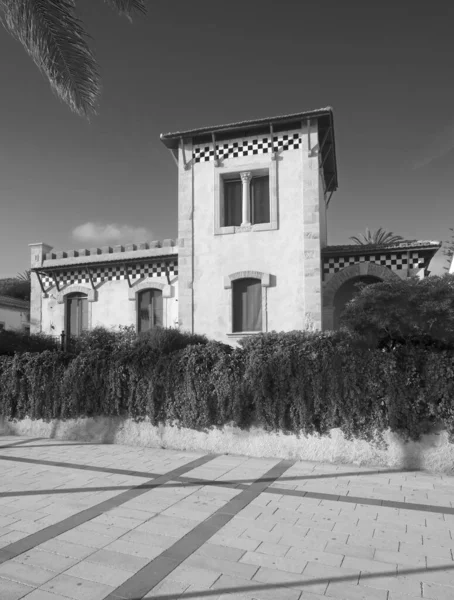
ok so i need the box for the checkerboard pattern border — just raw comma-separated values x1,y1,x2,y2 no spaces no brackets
323,252,425,276
41,260,178,289
193,132,301,163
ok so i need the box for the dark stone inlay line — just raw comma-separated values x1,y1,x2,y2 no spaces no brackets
105,459,295,600
0,451,452,516
0,453,161,479
0,451,410,485
245,484,454,515
0,453,216,565
0,437,44,449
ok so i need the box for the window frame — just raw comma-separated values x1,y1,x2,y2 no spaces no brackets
136,288,164,333
128,278,173,332
65,292,89,338
214,160,278,235
223,271,271,338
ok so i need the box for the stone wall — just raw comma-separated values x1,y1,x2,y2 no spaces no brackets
1,416,452,474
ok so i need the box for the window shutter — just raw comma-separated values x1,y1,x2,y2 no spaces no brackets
223,180,242,226
80,297,88,332
232,279,262,332
251,176,270,224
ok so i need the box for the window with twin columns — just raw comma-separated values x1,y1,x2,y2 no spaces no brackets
222,171,270,227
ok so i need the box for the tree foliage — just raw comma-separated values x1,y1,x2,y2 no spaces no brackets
340,274,454,349
349,227,406,246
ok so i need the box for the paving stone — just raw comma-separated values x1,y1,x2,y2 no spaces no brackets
212,573,302,600
286,547,343,567
35,539,96,559
42,573,115,600
0,577,33,600
84,548,150,571
195,542,246,562
103,538,166,559
185,553,258,579
326,581,388,600
12,548,79,572
143,578,190,598
0,561,56,586
422,581,454,600
359,573,422,596
64,559,134,586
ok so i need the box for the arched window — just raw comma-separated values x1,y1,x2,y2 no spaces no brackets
232,278,262,332
65,293,88,337
137,289,163,332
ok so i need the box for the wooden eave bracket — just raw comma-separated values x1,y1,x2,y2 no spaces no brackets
164,262,171,285
35,271,48,296
85,267,96,290
212,132,220,167
270,124,278,160
180,137,192,170
123,263,132,288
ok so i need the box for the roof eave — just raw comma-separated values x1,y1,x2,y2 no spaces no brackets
160,107,334,149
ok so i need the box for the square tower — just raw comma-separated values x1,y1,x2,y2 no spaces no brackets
161,108,338,344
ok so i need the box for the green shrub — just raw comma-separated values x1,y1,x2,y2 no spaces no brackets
0,330,59,356
340,274,454,349
1,327,454,443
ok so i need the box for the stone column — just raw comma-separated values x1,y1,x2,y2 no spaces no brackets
29,242,53,334
301,121,323,331
177,140,194,332
240,171,252,226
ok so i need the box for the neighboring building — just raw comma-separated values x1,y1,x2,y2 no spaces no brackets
0,295,30,332
29,107,441,344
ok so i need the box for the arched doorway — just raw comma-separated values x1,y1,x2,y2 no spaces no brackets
333,275,382,329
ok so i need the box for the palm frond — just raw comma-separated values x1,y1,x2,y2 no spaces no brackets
349,227,405,246
103,0,147,22
0,0,100,118
16,269,31,282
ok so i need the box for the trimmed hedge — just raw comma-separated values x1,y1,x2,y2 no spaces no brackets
1,328,454,442
0,330,59,356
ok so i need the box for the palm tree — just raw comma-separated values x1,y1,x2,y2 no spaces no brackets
16,269,31,281
0,1,147,118
349,227,405,246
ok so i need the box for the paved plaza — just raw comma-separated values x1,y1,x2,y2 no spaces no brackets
0,437,453,599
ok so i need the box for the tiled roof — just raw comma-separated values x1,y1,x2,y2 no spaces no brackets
0,295,30,311
160,107,333,145
322,241,441,255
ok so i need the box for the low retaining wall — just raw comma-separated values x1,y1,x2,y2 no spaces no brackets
0,416,453,474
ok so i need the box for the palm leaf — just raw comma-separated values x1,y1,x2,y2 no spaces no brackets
16,269,31,282
0,0,99,117
103,0,147,21
0,0,147,118
349,227,405,246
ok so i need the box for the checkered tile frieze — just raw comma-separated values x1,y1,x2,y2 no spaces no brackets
323,252,425,276
193,132,301,163
41,260,178,289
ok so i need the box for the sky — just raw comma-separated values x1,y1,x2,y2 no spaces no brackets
0,0,453,278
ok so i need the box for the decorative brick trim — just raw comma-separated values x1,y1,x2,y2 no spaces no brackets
224,271,271,289
128,279,173,301
56,285,97,304
322,263,400,308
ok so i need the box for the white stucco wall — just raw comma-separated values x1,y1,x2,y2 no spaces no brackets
0,306,28,331
178,123,324,345
39,278,179,336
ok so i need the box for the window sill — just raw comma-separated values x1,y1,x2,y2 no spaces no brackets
226,331,262,339
215,222,277,235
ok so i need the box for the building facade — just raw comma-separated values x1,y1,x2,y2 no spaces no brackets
0,295,30,332
29,108,441,344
